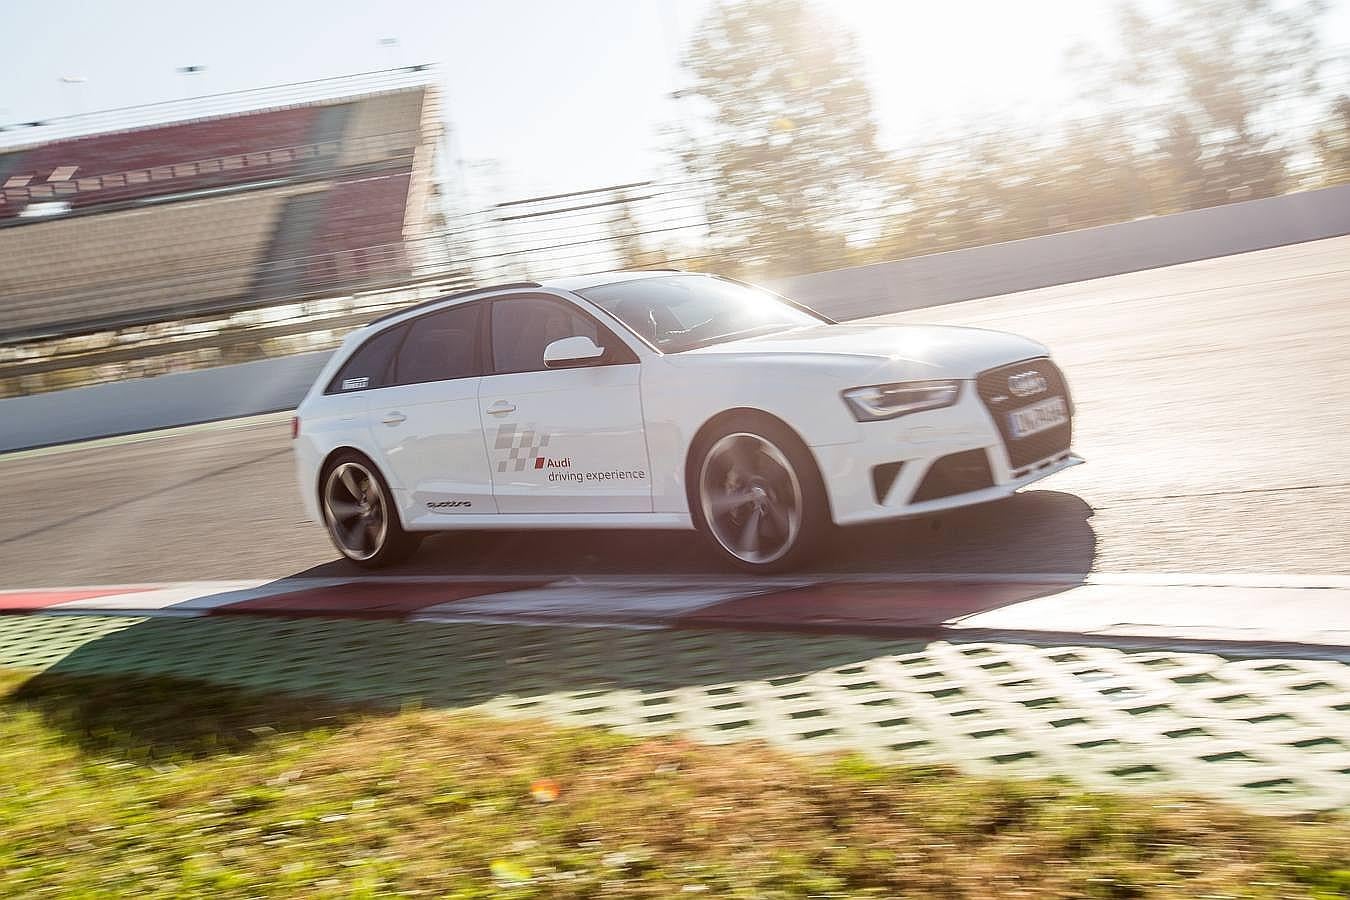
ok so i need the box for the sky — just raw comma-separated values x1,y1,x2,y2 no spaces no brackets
3,0,1347,204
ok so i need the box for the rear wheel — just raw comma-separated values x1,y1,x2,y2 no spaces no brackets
320,453,419,568
691,417,829,572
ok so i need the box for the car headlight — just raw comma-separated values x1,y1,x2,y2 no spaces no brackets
842,380,961,422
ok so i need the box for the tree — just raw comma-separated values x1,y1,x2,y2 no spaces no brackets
1105,0,1328,209
678,0,883,277
1312,95,1350,187
607,190,654,270
875,118,1153,262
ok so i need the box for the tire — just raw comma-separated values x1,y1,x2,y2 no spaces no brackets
319,452,420,568
689,414,830,573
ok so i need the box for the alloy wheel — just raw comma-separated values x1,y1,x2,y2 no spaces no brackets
698,432,803,565
322,461,389,562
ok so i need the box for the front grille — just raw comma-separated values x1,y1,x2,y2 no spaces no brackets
912,448,995,503
975,357,1073,470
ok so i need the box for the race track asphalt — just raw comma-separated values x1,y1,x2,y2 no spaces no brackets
2,236,1347,588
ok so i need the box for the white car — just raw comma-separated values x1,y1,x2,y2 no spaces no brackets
292,271,1081,571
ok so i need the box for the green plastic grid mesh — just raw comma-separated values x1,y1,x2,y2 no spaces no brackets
0,614,1345,813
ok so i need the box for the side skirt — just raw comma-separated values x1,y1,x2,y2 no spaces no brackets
405,511,695,531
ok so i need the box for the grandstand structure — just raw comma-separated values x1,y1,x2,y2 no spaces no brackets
0,68,472,395
0,66,721,398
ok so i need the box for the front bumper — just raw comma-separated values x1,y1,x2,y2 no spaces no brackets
811,367,1080,526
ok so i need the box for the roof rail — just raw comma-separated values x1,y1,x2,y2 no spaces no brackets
365,281,542,328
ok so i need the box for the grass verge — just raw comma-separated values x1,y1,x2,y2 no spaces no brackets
1,667,1346,898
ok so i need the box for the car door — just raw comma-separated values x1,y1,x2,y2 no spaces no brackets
366,301,497,524
481,293,651,514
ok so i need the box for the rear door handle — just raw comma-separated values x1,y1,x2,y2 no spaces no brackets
381,412,407,426
486,401,516,416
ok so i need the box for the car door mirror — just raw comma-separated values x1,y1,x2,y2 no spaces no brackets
543,335,606,368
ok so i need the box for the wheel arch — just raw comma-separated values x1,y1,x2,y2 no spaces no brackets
316,446,409,530
683,407,831,520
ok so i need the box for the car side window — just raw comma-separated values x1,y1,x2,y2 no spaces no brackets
490,295,634,374
325,324,406,394
391,302,484,386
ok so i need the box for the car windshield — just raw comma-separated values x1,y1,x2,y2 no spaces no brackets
578,274,825,353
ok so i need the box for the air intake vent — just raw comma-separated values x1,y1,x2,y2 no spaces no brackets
871,461,904,504
912,449,994,503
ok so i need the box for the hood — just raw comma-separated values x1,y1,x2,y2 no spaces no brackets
675,323,1048,378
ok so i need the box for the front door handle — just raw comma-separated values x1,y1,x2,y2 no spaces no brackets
381,412,407,426
486,401,517,416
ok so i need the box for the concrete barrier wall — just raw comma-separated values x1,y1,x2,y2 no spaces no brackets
776,183,1350,320
4,183,1349,452
0,350,331,451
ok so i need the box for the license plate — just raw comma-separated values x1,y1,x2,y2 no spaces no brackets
1008,396,1068,438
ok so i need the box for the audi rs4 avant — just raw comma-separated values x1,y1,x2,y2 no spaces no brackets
293,272,1081,572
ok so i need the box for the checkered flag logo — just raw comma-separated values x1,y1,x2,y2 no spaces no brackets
493,423,551,473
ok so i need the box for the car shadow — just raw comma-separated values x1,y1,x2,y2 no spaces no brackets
4,667,374,761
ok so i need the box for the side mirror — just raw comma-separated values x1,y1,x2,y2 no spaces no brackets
543,335,606,369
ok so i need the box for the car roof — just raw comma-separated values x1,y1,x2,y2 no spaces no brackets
541,270,685,292
362,270,689,333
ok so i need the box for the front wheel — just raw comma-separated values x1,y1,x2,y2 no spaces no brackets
691,418,829,572
320,453,420,568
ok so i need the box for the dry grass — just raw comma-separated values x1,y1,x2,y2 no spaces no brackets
0,667,1346,897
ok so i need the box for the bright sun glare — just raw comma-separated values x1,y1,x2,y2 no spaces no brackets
826,0,1114,143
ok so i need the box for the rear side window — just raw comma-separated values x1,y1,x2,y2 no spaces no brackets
392,302,484,386
325,324,406,393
